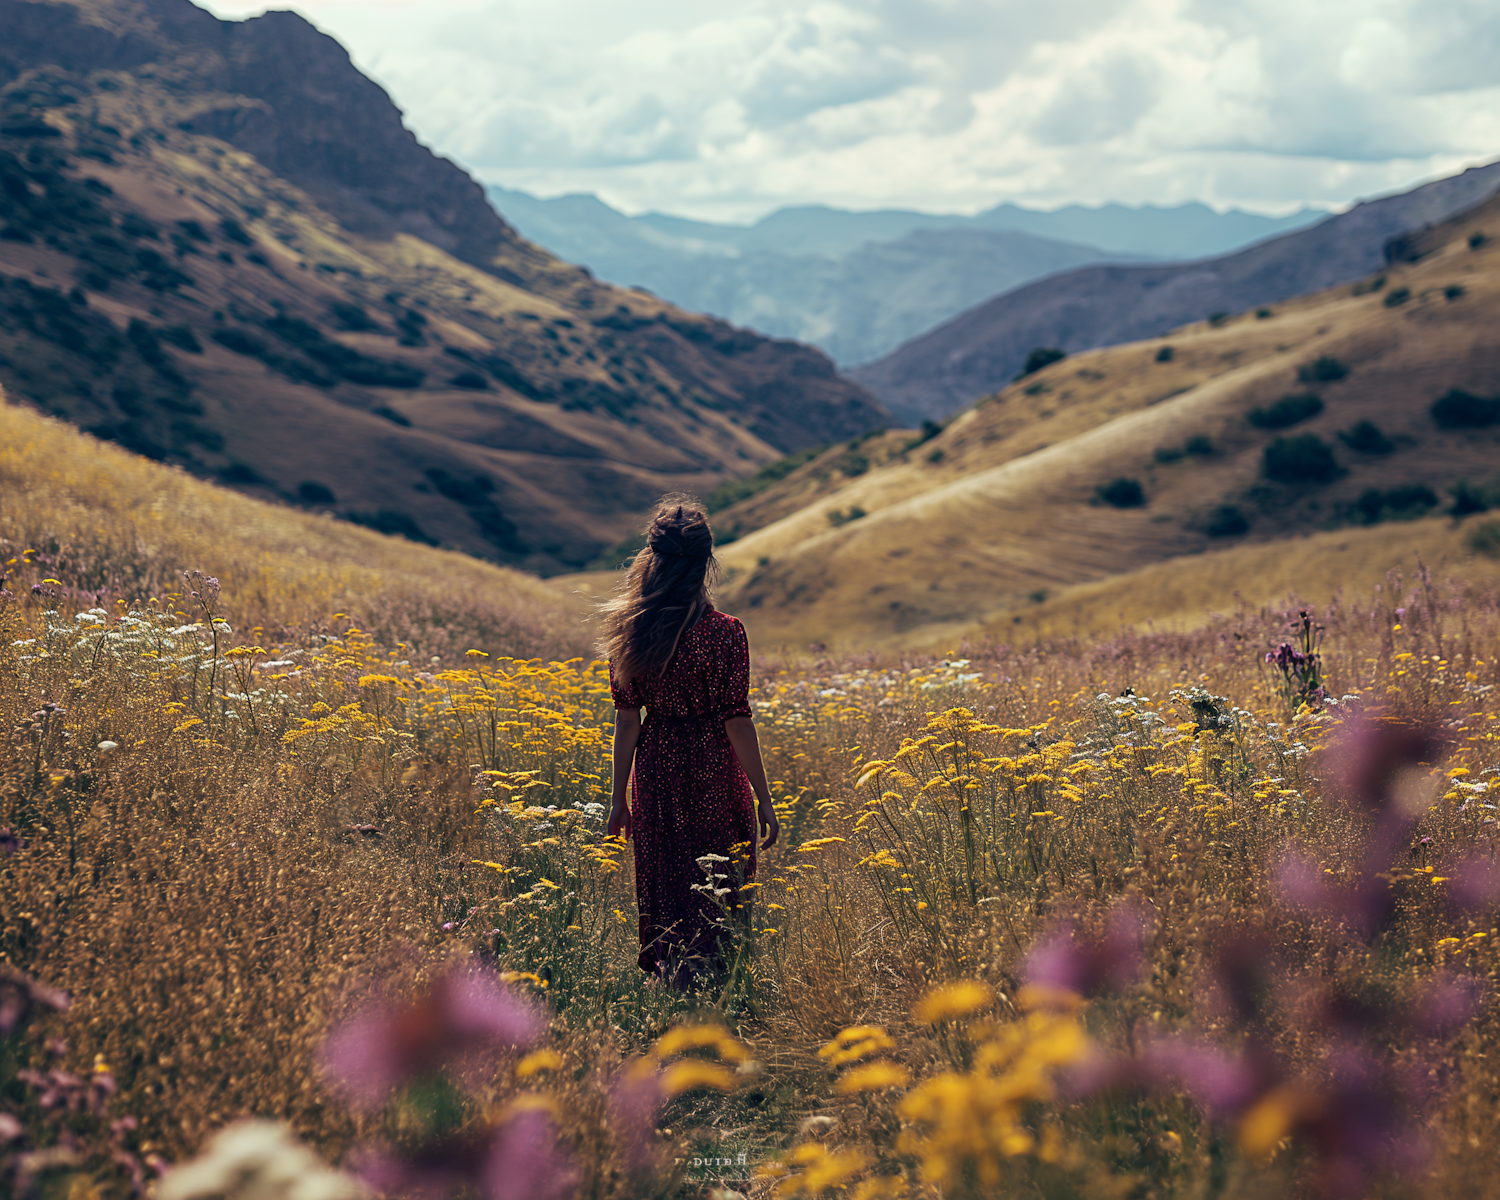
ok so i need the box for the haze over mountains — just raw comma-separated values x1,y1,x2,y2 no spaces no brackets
489,186,1321,369
0,0,885,573
852,161,1500,421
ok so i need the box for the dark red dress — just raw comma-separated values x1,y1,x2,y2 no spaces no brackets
610,609,758,975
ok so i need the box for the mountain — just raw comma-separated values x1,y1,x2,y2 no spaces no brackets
693,189,1500,650
487,187,1320,368
850,161,1500,421
0,0,886,574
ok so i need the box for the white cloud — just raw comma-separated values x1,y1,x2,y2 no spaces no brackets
201,0,1500,221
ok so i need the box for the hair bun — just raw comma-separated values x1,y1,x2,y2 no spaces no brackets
647,502,713,559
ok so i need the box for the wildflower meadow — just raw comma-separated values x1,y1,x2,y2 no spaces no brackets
5,532,1500,1199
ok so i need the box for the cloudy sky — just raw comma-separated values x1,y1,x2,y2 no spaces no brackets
203,0,1500,223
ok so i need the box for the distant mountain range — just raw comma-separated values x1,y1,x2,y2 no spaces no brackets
851,161,1500,421
0,0,885,572
487,187,1322,368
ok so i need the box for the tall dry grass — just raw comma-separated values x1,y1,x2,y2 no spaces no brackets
0,393,588,660
5,410,1500,1199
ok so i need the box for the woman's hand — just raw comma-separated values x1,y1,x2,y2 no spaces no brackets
607,797,632,841
757,796,779,850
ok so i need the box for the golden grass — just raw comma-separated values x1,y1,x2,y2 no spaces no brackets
0,390,589,658
8,531,1500,1199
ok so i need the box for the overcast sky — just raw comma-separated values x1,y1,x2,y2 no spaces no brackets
202,0,1500,224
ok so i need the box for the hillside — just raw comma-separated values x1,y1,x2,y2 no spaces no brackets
852,159,1500,420
0,0,886,574
707,190,1500,649
0,389,589,656
490,187,1319,369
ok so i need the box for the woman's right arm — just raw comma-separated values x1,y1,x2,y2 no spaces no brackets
607,707,641,840
725,716,779,850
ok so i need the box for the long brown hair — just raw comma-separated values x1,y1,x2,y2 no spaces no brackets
597,495,718,684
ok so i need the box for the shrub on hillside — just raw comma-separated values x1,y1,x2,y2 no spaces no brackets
1297,356,1349,384
1431,389,1500,429
1154,435,1213,463
1096,478,1146,508
1206,505,1249,537
1338,420,1394,455
345,509,436,545
1383,286,1411,307
1155,345,1174,363
1248,393,1323,429
1017,347,1066,378
1470,518,1500,557
704,445,823,512
297,481,336,505
1263,434,1338,485
1353,485,1437,524
907,418,943,449
1450,481,1494,517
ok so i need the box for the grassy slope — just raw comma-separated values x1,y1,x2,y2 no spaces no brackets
0,390,590,657
710,194,1500,650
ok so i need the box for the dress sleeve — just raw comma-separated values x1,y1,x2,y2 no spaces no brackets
609,660,643,710
711,616,753,720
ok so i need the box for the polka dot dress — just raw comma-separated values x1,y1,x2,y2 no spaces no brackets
610,608,757,975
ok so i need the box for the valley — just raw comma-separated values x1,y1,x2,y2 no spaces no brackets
549,190,1500,651
0,0,885,573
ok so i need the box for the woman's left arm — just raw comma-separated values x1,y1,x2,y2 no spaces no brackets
607,707,642,839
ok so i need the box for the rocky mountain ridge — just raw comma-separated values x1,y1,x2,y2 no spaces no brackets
0,0,886,572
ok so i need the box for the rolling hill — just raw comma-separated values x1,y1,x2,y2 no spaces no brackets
695,190,1500,650
491,187,1320,369
851,160,1500,421
0,0,886,574
0,388,590,658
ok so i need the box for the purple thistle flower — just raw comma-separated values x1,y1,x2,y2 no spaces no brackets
320,964,540,1110
1326,715,1447,817
481,1108,578,1200
0,827,20,857
351,1108,576,1200
1022,901,1151,996
1406,973,1484,1040
1137,1038,1271,1120
606,1063,664,1176
1449,857,1500,914
0,965,70,1036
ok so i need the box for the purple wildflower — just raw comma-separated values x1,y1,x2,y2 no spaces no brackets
1450,857,1500,914
481,1107,579,1200
350,1108,576,1200
320,963,540,1110
1022,901,1151,996
606,1062,665,1176
1326,715,1446,817
0,965,70,1036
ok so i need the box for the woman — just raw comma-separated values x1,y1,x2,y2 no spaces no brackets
600,495,779,988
